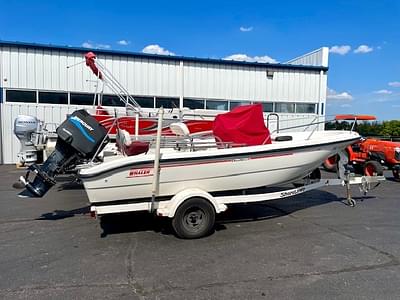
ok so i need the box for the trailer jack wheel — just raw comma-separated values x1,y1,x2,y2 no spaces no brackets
347,198,356,207
172,197,216,239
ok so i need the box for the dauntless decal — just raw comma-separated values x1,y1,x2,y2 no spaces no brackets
69,116,95,143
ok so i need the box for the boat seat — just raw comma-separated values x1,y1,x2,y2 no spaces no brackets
170,122,194,151
170,122,190,137
116,129,149,156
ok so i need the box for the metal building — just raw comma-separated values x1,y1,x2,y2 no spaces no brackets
0,41,329,164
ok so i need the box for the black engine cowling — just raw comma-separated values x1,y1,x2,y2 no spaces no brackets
20,110,109,197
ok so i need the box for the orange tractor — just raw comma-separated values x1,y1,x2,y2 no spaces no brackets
323,115,400,181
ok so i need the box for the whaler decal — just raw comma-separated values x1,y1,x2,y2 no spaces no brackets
127,168,153,178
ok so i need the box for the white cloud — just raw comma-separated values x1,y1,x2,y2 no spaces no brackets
117,40,130,46
376,98,391,103
224,53,277,63
97,44,111,49
327,88,353,101
82,41,93,48
240,26,253,32
142,44,175,55
340,104,352,108
82,41,110,49
388,81,400,87
374,89,392,95
354,45,373,54
329,45,351,55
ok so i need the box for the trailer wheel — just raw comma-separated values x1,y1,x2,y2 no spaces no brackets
172,197,216,239
363,161,383,176
323,155,338,172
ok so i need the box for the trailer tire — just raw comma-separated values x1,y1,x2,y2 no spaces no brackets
363,161,383,176
172,197,216,239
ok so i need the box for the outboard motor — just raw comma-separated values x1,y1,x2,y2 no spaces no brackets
14,115,42,164
19,110,109,197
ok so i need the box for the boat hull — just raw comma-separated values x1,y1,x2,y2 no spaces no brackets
81,134,358,204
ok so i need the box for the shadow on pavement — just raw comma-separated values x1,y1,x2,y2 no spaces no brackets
37,206,90,220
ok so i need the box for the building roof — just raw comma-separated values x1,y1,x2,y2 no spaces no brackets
0,40,328,72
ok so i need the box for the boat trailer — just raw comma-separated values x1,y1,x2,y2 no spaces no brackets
90,171,384,238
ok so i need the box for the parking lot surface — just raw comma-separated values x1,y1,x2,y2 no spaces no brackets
0,165,399,299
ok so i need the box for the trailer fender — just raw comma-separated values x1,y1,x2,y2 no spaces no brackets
157,188,228,218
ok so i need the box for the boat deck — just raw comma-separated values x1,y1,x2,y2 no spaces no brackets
1,164,400,299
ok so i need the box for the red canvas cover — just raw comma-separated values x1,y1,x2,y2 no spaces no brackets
212,104,271,146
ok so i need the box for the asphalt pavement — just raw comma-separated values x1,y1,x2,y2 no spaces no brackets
0,164,399,299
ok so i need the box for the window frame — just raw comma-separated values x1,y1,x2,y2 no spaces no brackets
205,99,229,111
38,91,68,105
6,89,37,103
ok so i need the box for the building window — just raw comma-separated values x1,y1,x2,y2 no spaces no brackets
6,90,36,103
275,102,295,113
132,96,154,108
230,100,251,110
254,102,274,112
183,98,205,109
70,93,95,106
156,97,179,109
102,95,125,107
39,91,68,104
296,103,316,114
206,100,228,111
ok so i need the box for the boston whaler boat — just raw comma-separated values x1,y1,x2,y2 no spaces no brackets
18,104,384,238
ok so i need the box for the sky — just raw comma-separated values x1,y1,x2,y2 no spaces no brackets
0,0,399,120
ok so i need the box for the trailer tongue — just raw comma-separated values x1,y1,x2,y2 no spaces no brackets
19,110,109,197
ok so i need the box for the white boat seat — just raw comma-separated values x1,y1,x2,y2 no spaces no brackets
170,122,190,137
117,129,132,146
170,122,195,151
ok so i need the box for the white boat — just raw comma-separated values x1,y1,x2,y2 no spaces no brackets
79,129,360,204
19,104,360,200
19,104,383,239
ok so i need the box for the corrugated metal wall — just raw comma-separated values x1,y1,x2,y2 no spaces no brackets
0,47,182,96
0,46,326,102
286,47,329,68
183,63,322,102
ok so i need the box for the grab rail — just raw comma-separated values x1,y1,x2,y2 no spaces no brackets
266,113,280,133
